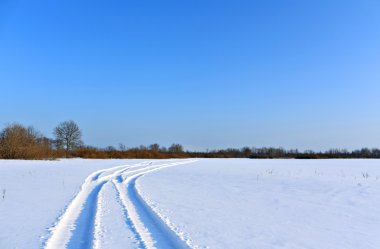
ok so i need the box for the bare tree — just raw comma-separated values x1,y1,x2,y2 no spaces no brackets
119,143,126,151
54,120,83,157
168,143,184,153
149,143,160,151
241,147,252,157
105,145,116,151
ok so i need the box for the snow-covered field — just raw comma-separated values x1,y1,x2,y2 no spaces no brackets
1,159,379,249
0,159,145,248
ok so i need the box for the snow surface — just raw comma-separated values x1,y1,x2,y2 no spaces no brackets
1,159,380,249
0,159,145,249
0,158,195,249
138,159,380,249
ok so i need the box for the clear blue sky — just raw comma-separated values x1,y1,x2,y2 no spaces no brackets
1,0,380,151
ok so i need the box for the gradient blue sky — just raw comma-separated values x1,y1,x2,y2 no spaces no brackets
1,0,380,151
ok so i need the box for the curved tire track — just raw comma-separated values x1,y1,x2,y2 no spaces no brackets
43,160,196,249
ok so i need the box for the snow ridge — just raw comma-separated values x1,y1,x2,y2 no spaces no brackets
43,160,196,249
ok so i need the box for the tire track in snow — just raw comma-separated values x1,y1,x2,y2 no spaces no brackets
93,182,142,249
66,181,106,249
113,161,195,249
43,162,139,249
43,160,196,249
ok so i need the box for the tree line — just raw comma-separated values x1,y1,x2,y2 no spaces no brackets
1,121,380,159
189,147,380,159
0,121,187,159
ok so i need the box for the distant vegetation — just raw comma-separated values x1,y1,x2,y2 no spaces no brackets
0,121,380,160
189,147,380,159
